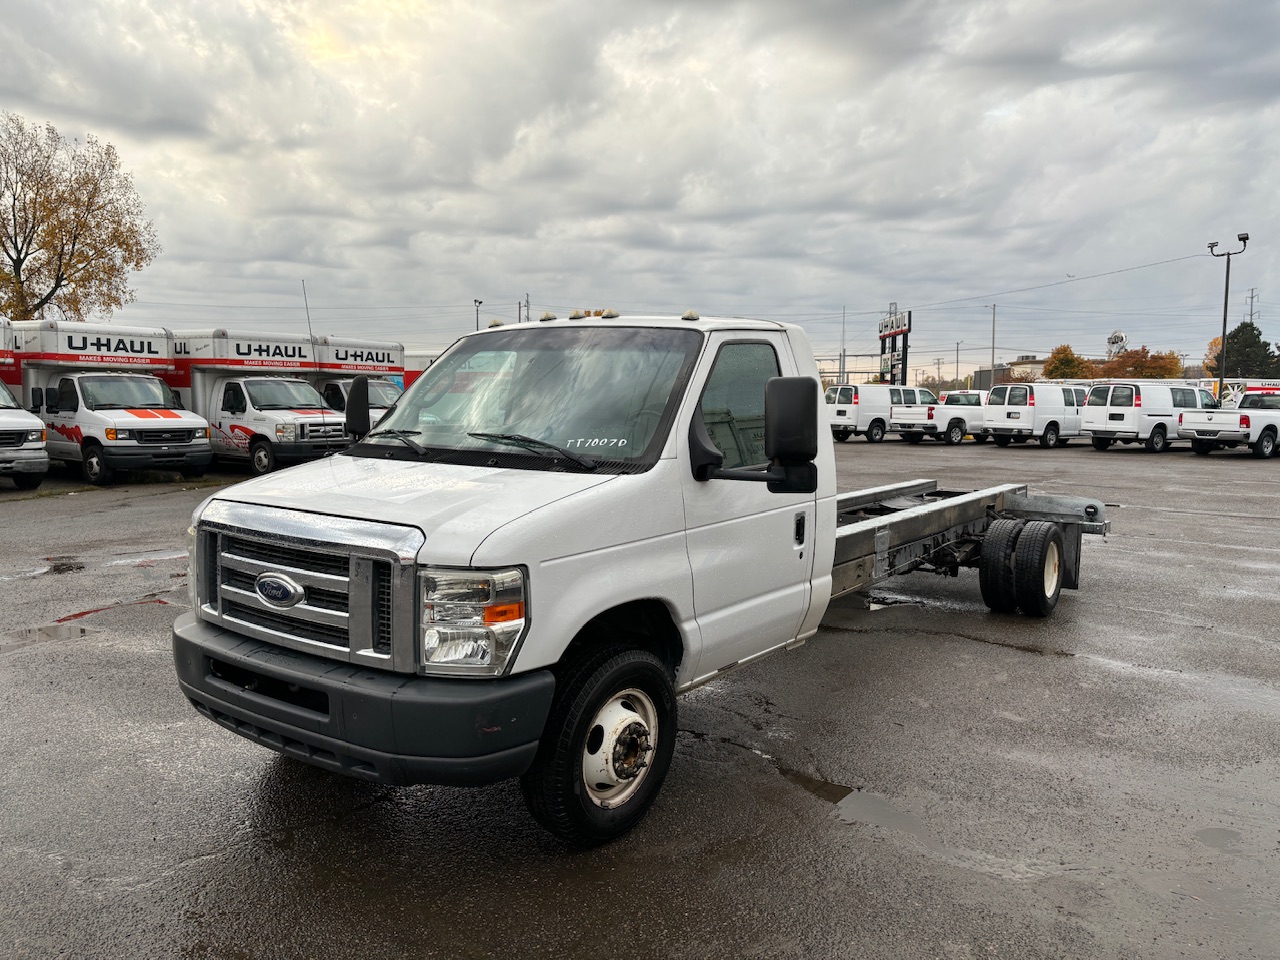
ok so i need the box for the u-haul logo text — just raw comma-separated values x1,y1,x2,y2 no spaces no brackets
68,336,162,356
334,348,394,364
235,344,309,359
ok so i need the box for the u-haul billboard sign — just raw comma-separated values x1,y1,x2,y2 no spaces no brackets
878,312,911,339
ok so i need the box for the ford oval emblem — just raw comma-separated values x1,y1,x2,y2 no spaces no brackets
255,572,305,608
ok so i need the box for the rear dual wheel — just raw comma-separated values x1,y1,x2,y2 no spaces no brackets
979,519,1064,617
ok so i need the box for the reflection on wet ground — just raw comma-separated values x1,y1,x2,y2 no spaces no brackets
0,622,98,654
0,549,187,582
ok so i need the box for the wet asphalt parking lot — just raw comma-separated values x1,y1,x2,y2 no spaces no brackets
2,440,1278,960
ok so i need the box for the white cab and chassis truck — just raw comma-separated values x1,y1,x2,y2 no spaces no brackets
310,335,405,424
4,320,212,485
1177,388,1280,457
173,316,1108,845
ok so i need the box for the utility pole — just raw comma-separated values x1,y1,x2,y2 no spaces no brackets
525,293,531,322
1245,287,1258,323
987,304,996,389
839,306,846,383
934,358,942,382
1208,234,1248,398
955,341,963,384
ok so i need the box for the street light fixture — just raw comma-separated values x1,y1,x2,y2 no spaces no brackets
1208,233,1248,398
474,299,483,332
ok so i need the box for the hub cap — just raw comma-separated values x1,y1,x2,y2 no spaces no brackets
582,688,658,809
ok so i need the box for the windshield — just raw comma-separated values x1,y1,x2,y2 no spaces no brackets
368,380,403,407
0,380,19,409
79,375,175,410
357,326,704,471
245,379,329,410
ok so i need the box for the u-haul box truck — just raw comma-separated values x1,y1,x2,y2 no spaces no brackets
404,348,441,387
167,329,347,475
9,320,212,485
311,335,405,425
0,318,49,490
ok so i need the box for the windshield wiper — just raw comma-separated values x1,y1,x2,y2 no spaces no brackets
467,432,597,471
365,428,427,456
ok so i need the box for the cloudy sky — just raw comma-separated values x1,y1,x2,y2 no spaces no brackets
3,0,1277,379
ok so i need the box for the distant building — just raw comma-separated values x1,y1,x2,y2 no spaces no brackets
973,355,1043,389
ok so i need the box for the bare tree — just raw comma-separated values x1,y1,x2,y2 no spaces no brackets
0,112,159,321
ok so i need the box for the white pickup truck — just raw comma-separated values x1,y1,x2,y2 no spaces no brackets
1177,390,1280,457
173,315,1108,845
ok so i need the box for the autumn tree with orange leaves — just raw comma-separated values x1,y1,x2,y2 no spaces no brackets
0,112,159,321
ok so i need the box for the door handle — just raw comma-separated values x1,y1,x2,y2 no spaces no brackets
794,513,806,544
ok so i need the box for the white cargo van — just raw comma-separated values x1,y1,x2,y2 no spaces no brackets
981,383,1086,448
167,330,348,475
0,369,49,490
825,384,935,442
9,320,212,485
1083,381,1218,452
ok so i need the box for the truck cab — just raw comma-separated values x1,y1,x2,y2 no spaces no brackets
202,374,346,474
317,376,402,424
0,378,48,490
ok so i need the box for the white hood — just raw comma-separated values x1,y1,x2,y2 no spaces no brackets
209,453,617,565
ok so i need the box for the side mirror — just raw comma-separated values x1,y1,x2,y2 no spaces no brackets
345,375,371,441
689,376,818,494
29,387,44,413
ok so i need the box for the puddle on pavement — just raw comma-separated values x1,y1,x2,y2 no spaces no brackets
1,622,99,654
1,549,188,582
1194,827,1242,852
46,556,86,574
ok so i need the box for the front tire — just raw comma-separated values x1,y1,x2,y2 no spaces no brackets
993,435,1011,447
520,645,677,847
834,430,851,443
903,432,924,444
81,443,114,486
250,439,276,475
1191,440,1213,456
1014,521,1064,618
13,474,43,491
1091,437,1113,451
972,434,989,444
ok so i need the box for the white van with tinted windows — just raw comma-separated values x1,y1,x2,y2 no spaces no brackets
825,383,936,443
981,383,1086,448
1083,381,1217,452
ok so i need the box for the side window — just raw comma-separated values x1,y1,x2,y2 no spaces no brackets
890,389,902,404
839,387,852,404
1062,388,1075,405
1075,388,1087,406
918,389,938,404
323,384,346,410
698,342,780,470
1111,386,1134,408
1199,389,1220,409
57,378,79,412
902,389,917,404
1170,388,1194,408
222,383,246,414
1087,385,1110,407
1008,386,1029,406
988,387,1006,406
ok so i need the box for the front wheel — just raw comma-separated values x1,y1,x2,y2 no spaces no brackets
1091,437,1113,451
1251,431,1276,459
520,645,677,847
1191,440,1213,456
81,443,114,486
993,435,1011,448
249,439,276,475
903,432,924,444
13,474,43,491
834,430,850,443
972,434,989,444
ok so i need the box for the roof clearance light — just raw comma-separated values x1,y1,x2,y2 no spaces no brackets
538,312,557,322
569,309,587,320
601,309,620,319
681,310,700,321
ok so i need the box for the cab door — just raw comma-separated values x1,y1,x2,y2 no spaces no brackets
212,381,251,456
45,378,81,460
680,334,814,679
1060,387,1082,435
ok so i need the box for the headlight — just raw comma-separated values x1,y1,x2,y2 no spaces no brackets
276,423,296,442
26,429,44,442
194,427,209,439
420,566,527,676
105,428,133,441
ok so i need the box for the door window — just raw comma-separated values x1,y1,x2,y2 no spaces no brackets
890,389,902,404
1170,387,1196,408
1111,386,1134,408
1087,385,1110,406
222,383,247,414
1008,386,1029,406
1199,389,1219,409
1061,388,1075,405
988,387,1006,406
840,387,852,404
323,384,346,411
918,389,938,404
697,342,780,470
57,379,79,412
1075,388,1087,405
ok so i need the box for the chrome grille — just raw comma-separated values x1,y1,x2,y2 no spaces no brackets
0,430,24,448
301,422,347,442
195,500,423,673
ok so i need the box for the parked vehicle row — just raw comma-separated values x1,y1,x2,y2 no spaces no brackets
825,376,1280,458
0,318,406,487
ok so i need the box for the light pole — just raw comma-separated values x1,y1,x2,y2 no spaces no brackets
474,299,483,332
987,304,996,389
955,340,963,385
1208,233,1248,398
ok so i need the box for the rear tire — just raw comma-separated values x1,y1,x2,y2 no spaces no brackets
1144,426,1169,453
13,474,43,490
1191,440,1213,456
903,432,924,444
993,435,1011,448
980,518,1024,613
1039,424,1059,448
973,434,989,444
834,431,850,443
81,443,114,486
180,465,208,480
1091,437,1113,451
520,645,677,847
944,421,965,445
866,421,885,443
1251,431,1276,459
1014,521,1064,618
